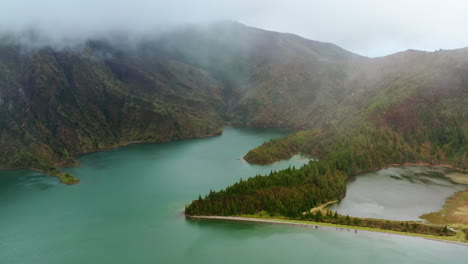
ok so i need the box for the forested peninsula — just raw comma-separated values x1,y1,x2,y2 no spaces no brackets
186,104,466,238
181,24,467,237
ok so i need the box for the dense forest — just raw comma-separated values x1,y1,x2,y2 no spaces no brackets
186,120,467,217
2,22,467,185
185,161,346,217
0,22,361,182
245,122,467,170
182,30,467,217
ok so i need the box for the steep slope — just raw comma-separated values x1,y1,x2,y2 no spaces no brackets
0,22,367,182
154,22,366,127
245,48,468,169
0,40,226,182
1,22,467,187
187,45,468,219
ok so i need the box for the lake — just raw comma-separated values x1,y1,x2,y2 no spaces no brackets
0,127,466,263
328,166,468,220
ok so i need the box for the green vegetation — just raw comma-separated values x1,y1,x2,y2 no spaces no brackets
420,190,468,229
51,170,79,185
188,120,466,218
185,161,346,217
0,35,228,182
195,215,466,243
245,102,467,170
1,22,366,182
299,210,456,237
231,57,467,219
1,22,467,189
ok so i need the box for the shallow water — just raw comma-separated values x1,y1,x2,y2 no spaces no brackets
329,166,468,220
0,127,466,263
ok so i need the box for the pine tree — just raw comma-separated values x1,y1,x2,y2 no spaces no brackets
315,211,323,222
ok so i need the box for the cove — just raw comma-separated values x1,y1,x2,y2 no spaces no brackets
0,127,466,264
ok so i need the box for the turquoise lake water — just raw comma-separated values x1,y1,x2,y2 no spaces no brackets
0,127,466,263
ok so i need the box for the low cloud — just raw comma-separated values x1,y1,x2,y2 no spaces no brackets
1,0,467,57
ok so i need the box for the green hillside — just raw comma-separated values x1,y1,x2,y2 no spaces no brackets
0,22,466,192
0,22,366,182
183,26,468,217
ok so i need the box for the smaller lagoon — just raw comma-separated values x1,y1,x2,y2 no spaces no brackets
329,166,468,221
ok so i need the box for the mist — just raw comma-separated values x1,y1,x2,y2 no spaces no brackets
1,0,468,57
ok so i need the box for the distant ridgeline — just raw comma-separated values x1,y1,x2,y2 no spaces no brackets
1,21,467,187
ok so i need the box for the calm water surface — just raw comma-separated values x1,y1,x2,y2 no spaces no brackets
0,127,466,263
329,166,468,220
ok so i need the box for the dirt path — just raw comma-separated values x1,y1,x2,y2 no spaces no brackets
309,200,337,213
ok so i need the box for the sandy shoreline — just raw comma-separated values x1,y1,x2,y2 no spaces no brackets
185,214,468,247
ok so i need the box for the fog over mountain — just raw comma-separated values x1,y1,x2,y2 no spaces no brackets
1,0,468,57
0,1,467,259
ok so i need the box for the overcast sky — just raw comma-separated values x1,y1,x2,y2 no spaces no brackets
1,0,467,57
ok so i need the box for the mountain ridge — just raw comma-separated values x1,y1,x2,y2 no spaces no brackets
0,22,466,183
